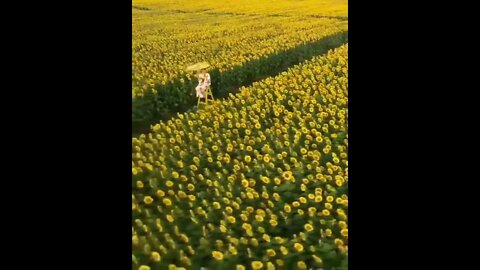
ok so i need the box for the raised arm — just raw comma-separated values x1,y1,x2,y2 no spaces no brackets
205,73,211,85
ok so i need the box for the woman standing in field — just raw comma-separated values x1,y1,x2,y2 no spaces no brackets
195,68,211,98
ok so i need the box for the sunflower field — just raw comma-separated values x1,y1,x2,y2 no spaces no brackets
132,13,346,97
133,0,348,18
132,44,348,270
132,0,347,124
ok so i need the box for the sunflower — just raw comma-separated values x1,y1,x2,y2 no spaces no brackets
273,178,282,185
261,176,270,184
297,261,307,269
294,243,304,252
252,261,264,270
242,223,252,231
269,219,278,226
162,198,172,206
334,238,344,246
280,246,289,255
282,171,293,181
227,216,236,224
156,190,165,198
263,233,271,242
266,262,275,270
143,196,154,205
178,191,187,198
212,251,224,260
151,251,161,262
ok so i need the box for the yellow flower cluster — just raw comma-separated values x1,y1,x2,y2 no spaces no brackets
132,1,348,97
132,45,348,269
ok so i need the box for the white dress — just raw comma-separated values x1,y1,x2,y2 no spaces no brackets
195,73,211,98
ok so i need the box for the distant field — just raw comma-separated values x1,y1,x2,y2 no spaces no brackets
132,0,347,97
133,0,348,17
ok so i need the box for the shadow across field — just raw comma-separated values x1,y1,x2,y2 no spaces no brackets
132,31,348,135
132,6,151,11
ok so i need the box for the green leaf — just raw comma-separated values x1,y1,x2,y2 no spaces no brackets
277,183,296,192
